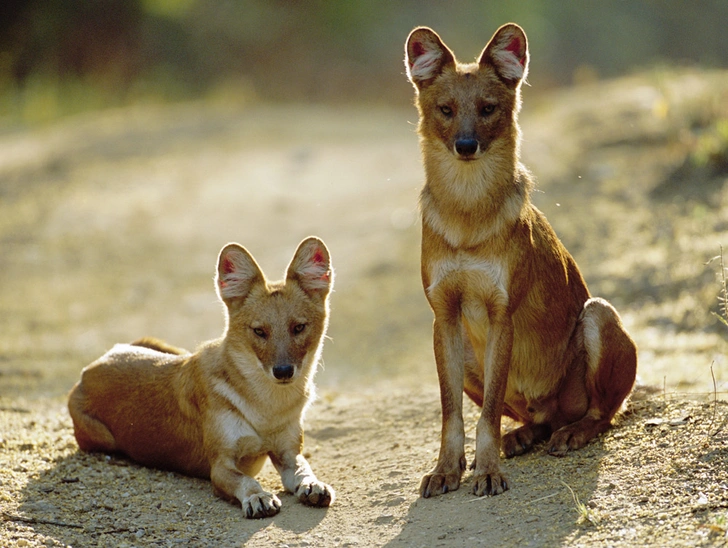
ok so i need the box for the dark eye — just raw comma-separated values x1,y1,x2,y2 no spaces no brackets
292,324,306,335
252,327,267,339
480,104,495,117
439,105,453,117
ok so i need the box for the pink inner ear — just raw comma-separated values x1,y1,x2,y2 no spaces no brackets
222,256,235,274
504,36,525,66
219,257,232,288
313,248,330,281
411,41,426,63
311,247,329,282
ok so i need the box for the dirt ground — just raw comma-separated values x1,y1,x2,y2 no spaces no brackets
2,68,728,547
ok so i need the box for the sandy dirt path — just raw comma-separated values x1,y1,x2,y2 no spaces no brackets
2,70,728,546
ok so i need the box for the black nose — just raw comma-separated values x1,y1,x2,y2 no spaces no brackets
272,364,295,380
455,138,478,157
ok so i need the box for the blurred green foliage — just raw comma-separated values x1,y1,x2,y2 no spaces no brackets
1,0,728,125
691,119,728,171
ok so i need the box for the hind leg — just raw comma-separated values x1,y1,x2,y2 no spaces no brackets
68,382,118,453
548,298,637,456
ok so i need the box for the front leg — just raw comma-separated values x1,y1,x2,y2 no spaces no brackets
270,433,335,508
420,315,467,498
211,455,281,519
471,313,513,497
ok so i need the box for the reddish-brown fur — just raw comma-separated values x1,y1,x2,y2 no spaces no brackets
68,237,335,518
405,23,637,498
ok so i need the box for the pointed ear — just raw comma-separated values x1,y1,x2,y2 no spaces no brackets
216,243,264,303
286,237,333,296
405,27,455,90
478,23,529,86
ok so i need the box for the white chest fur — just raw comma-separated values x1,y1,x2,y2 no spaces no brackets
427,254,509,301
427,253,510,345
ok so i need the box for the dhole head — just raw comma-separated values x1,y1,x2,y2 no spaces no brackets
215,237,333,384
405,23,529,161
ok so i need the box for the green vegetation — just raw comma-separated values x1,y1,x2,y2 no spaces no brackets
691,119,728,171
2,0,728,126
712,246,728,330
562,481,601,527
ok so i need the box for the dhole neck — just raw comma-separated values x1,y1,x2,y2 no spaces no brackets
422,145,521,208
420,154,530,248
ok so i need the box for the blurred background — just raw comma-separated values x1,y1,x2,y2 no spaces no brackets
1,0,727,398
2,0,728,124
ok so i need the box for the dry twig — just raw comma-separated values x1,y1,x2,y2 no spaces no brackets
2,511,83,529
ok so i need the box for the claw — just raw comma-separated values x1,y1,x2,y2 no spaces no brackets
296,480,334,507
242,492,281,519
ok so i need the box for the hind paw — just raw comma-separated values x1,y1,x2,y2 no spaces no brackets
547,427,592,457
502,423,551,458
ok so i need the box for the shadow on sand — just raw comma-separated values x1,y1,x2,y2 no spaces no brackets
13,448,329,546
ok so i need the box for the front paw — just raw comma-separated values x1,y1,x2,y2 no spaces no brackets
243,492,281,519
295,479,335,507
471,468,509,497
420,455,466,498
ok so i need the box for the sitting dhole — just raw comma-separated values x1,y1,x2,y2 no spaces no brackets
404,23,638,499
68,237,335,518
